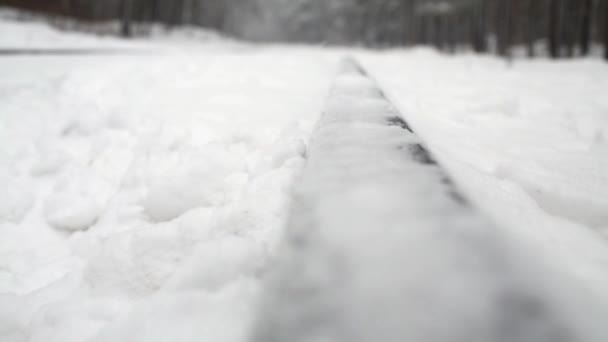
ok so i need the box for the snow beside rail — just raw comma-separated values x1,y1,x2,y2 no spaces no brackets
252,59,608,342
2,16,608,342
0,43,334,342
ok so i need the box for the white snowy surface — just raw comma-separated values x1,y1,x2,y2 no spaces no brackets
0,8,239,51
253,60,608,342
0,25,334,341
0,10,130,49
1,16,608,342
360,51,608,301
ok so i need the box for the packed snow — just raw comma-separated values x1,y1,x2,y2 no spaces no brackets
1,14,608,342
253,59,608,342
0,17,334,341
360,51,608,300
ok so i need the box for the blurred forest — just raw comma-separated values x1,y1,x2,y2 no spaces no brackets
1,0,607,59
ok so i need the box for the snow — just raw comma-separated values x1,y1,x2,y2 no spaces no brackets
359,50,608,302
1,15,608,342
0,18,333,341
44,193,101,231
0,11,128,50
0,8,237,51
140,146,246,222
253,59,608,342
0,174,34,224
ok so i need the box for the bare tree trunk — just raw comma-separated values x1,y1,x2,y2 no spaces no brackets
60,0,72,17
419,15,428,45
496,0,513,57
549,0,561,58
191,0,201,26
121,0,133,38
561,0,576,57
171,0,185,26
505,0,513,59
472,0,488,53
446,14,455,53
580,0,593,56
524,0,536,57
433,15,442,50
605,0,608,60
403,0,416,46
149,0,159,22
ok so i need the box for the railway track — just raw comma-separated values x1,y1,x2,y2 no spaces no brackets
250,58,607,342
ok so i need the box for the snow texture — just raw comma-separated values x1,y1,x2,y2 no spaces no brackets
252,59,608,342
0,18,332,342
1,15,608,342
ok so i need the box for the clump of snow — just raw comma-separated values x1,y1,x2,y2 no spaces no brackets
43,170,113,232
30,152,67,177
44,193,101,232
141,146,246,223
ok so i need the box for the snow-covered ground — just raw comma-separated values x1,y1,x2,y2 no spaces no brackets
0,8,132,50
253,58,608,342
0,17,336,342
361,51,608,300
0,7,240,51
1,14,608,342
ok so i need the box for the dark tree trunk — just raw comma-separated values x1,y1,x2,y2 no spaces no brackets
432,15,441,49
149,0,159,22
549,0,562,58
418,15,428,45
524,0,536,57
605,0,608,60
495,0,510,56
472,0,488,53
580,0,593,56
604,3,608,60
190,0,201,26
60,0,71,17
446,14,455,53
406,0,416,45
170,0,185,26
562,0,576,57
496,0,513,58
120,0,133,38
505,0,513,59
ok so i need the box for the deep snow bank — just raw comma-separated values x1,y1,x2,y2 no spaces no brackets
0,39,335,341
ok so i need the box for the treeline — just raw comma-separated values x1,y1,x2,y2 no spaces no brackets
1,0,607,59
0,0,229,36
403,0,607,59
